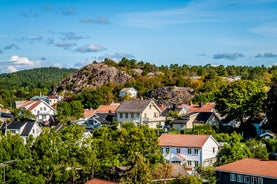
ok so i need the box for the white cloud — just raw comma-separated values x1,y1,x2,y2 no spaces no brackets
7,65,18,73
75,44,106,53
9,55,35,65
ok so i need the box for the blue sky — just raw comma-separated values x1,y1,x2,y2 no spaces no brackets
1,0,277,73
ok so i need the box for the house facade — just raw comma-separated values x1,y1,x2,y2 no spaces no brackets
16,100,57,126
115,99,165,128
1,121,42,144
215,158,277,184
171,112,220,130
159,134,219,169
119,87,138,98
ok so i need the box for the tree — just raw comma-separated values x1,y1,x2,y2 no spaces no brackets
120,152,152,184
215,80,266,123
216,132,252,166
266,80,277,131
246,139,268,160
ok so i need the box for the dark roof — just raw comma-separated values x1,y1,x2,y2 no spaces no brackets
115,99,152,113
21,122,35,136
194,112,213,123
94,113,115,124
6,122,26,129
245,116,266,124
0,113,14,118
171,118,189,125
1,121,36,136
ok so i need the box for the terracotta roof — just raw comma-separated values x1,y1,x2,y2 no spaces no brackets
19,101,42,111
85,178,118,184
215,158,277,178
186,102,215,114
96,104,120,113
83,109,97,118
159,134,210,147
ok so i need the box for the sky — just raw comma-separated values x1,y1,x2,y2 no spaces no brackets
1,0,277,73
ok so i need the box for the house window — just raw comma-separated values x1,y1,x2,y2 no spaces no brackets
40,107,42,111
136,113,139,118
187,161,192,166
160,147,163,152
144,113,147,118
251,177,257,184
213,147,216,153
244,176,250,183
166,147,170,154
125,113,128,118
119,113,123,118
237,175,243,183
131,113,134,118
33,129,35,134
194,161,199,167
154,112,158,117
194,149,198,155
230,173,236,182
176,148,180,154
258,178,263,184
44,107,46,111
188,148,191,154
149,104,152,109
10,130,16,134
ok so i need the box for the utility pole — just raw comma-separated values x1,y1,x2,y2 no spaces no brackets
0,160,17,184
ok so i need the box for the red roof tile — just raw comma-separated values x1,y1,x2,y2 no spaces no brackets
83,109,97,118
96,104,119,113
215,158,277,178
159,134,210,148
186,102,215,114
85,178,118,184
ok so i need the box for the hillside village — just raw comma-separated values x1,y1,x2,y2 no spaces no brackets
0,61,277,183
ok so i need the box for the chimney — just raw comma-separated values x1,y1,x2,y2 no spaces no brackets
199,102,203,107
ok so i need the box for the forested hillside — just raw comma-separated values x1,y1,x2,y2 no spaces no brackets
0,67,76,107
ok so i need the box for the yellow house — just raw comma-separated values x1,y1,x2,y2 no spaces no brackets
115,99,165,128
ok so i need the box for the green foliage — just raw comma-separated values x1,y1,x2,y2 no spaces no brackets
76,86,114,109
215,80,267,122
56,100,84,123
246,139,268,160
266,80,277,131
216,132,252,166
196,166,216,184
11,109,35,122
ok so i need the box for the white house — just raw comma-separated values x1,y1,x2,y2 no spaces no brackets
119,87,138,98
1,121,42,144
115,99,165,128
16,100,57,126
159,134,219,169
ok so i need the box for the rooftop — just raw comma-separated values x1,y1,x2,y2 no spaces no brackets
159,134,211,148
215,158,277,179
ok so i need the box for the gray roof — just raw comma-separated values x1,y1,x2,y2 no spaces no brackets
1,121,36,136
21,122,35,136
115,99,153,113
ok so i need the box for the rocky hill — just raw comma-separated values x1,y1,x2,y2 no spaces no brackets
145,86,194,107
52,63,131,94
51,62,194,107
